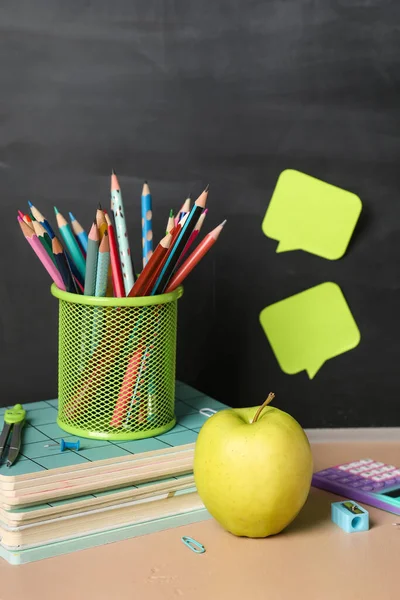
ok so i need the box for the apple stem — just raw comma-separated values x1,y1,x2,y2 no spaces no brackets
252,393,275,423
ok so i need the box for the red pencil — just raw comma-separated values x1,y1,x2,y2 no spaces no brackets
165,220,226,292
128,232,172,297
105,213,124,297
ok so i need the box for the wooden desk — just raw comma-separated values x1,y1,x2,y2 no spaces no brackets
1,432,398,600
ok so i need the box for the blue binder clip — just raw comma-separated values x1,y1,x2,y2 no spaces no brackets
331,500,369,533
181,536,206,554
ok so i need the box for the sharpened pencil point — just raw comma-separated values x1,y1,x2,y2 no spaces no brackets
69,212,76,222
112,168,116,175
204,184,210,192
144,180,148,184
28,200,33,208
169,209,174,217
98,202,102,210
54,206,59,215
221,219,227,226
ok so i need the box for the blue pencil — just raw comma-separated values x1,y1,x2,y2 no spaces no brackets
69,212,88,255
151,186,209,295
28,201,56,239
141,181,153,268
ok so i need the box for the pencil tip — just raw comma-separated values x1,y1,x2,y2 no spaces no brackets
144,180,148,184
69,212,75,221
98,202,102,210
112,168,116,175
54,206,59,215
169,209,174,217
28,200,33,208
204,184,210,193
203,208,208,214
221,219,227,227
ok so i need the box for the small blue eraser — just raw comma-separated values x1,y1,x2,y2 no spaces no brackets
331,500,369,533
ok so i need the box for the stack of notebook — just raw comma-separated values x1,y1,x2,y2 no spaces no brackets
0,382,228,564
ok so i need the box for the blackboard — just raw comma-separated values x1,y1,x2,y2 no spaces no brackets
1,1,399,427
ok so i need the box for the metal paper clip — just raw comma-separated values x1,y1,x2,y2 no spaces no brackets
199,408,217,418
181,536,205,554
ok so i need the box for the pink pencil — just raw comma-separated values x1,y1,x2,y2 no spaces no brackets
17,217,66,290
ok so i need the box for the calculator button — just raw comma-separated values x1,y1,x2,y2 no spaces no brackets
349,480,367,488
371,482,385,490
350,467,370,474
337,476,356,484
368,463,384,469
390,470,400,477
326,473,342,480
315,470,331,477
372,474,389,482
361,470,380,478
338,465,352,471
361,485,375,491
359,459,373,464
380,466,396,473
382,479,396,486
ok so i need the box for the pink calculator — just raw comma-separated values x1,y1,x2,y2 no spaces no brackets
312,458,400,515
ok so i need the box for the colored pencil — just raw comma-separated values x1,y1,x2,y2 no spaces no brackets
174,194,191,227
110,342,145,427
32,219,55,264
17,210,24,220
54,207,86,279
140,215,188,297
23,214,34,229
176,208,208,267
128,232,172,297
17,217,65,290
166,220,226,292
105,213,124,297
28,202,56,239
84,222,99,296
96,204,108,240
141,181,153,268
52,237,76,293
95,231,110,297
166,209,174,235
64,252,81,294
151,186,209,295
111,170,136,294
69,212,88,255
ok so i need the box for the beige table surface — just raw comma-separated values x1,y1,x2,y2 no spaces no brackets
0,434,399,600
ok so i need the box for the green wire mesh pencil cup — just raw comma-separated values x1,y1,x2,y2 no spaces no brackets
51,284,183,440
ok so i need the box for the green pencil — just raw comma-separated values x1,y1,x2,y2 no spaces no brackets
84,222,99,296
95,231,110,297
54,207,86,279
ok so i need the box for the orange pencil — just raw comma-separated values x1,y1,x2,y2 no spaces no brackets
165,220,226,292
105,213,124,297
96,204,108,240
128,233,172,297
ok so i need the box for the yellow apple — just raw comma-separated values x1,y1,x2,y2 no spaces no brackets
194,393,313,537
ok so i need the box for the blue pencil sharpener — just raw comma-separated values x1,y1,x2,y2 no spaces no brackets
331,500,369,533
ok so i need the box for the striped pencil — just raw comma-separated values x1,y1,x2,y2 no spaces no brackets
84,222,99,296
69,212,88,255
52,237,76,293
96,204,108,240
111,170,136,294
176,208,208,267
174,194,191,227
105,213,124,297
28,202,56,239
32,220,55,264
166,209,174,235
141,181,153,268
128,232,172,297
151,186,209,295
54,207,86,279
166,220,226,292
95,231,110,297
17,217,65,290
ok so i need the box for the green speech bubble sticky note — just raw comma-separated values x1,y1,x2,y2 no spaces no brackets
262,170,362,260
259,282,360,379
